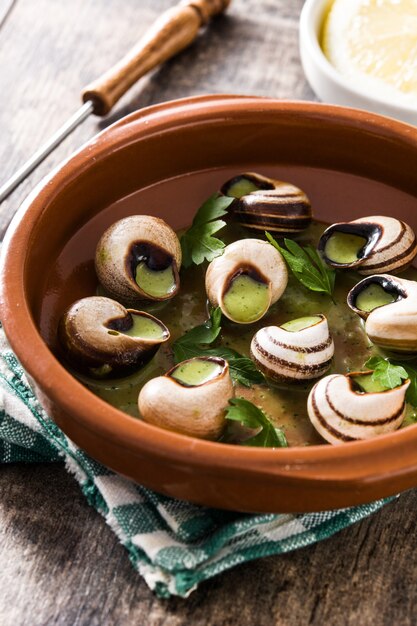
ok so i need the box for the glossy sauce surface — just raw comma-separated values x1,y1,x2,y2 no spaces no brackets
40,166,417,447
63,220,417,448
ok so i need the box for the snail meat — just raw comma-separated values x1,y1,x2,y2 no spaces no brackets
221,172,312,234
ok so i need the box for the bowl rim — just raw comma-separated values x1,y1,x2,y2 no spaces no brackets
3,94,417,483
299,0,417,119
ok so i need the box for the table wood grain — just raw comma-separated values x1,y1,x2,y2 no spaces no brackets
0,1,416,624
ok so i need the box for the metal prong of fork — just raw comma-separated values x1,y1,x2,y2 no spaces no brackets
0,100,94,204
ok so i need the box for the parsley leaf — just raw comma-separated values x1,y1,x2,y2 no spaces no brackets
180,194,234,267
265,232,336,301
173,307,222,362
364,356,409,390
172,309,265,387
227,357,265,388
225,397,288,448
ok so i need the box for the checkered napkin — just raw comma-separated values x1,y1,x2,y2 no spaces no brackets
0,324,391,598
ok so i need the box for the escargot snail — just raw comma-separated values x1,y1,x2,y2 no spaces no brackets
250,315,334,383
138,357,233,439
348,274,417,352
205,238,288,324
58,296,169,378
221,172,312,234
318,215,417,274
308,372,410,444
95,215,182,306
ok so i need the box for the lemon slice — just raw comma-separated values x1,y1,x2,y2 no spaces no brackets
322,0,417,106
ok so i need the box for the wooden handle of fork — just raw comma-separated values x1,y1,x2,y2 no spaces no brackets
82,0,231,115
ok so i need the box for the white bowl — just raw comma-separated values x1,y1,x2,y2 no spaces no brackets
299,0,417,126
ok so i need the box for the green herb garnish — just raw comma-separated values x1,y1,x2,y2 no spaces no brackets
173,307,222,361
225,357,265,388
364,356,408,390
265,232,336,301
172,308,265,387
225,397,288,447
180,194,234,267
359,354,417,412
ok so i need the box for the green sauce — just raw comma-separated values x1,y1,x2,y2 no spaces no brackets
223,274,270,323
225,178,260,198
122,314,166,339
281,315,321,332
355,283,396,312
324,232,367,264
135,262,176,298
354,374,387,394
79,220,417,447
170,359,222,386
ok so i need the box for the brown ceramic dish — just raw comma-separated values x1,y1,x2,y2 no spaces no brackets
3,95,417,513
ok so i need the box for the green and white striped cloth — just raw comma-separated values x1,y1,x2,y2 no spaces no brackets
0,324,390,598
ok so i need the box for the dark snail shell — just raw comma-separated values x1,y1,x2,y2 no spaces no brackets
318,216,417,274
221,172,312,234
95,215,182,307
138,357,233,440
308,372,409,444
58,296,169,378
347,274,417,352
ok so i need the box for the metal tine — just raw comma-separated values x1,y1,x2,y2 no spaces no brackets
0,101,94,204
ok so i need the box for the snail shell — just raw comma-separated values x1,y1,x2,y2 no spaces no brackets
138,357,233,440
95,215,182,306
205,238,288,324
221,172,312,234
308,373,410,444
58,296,169,378
318,216,417,275
250,315,334,382
348,274,417,352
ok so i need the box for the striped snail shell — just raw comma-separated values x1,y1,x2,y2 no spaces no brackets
348,274,417,352
221,172,312,235
318,215,417,275
250,315,334,382
308,372,410,444
205,238,288,324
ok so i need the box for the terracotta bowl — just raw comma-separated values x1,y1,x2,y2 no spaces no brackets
3,95,417,513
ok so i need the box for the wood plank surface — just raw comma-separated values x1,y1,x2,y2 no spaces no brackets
0,1,415,625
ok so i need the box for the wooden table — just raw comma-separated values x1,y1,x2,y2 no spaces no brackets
1,1,416,624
